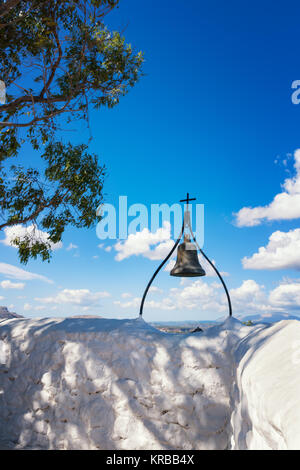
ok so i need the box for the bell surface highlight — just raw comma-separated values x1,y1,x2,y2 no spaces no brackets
170,238,206,277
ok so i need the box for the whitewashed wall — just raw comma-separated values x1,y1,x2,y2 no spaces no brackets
231,320,300,450
0,317,234,450
1,316,299,450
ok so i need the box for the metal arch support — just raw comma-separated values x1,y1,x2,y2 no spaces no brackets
186,217,232,317
139,221,185,317
198,247,232,317
139,203,233,318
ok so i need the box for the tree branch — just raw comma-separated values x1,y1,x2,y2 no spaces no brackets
39,28,63,99
0,0,22,19
0,102,79,127
0,191,66,231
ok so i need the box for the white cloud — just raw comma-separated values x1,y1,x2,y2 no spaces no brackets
0,262,53,283
114,222,173,261
34,305,46,311
121,292,132,298
228,280,276,314
143,298,177,311
23,303,31,311
149,286,163,294
1,224,63,250
169,280,227,311
268,282,300,308
200,258,229,277
114,297,141,309
164,259,176,272
98,243,112,253
115,279,227,313
230,280,265,302
234,149,300,226
115,287,164,309
0,280,25,290
243,229,300,270
35,289,111,307
114,277,300,316
114,296,176,311
0,296,4,301
227,279,287,315
66,243,78,251
229,279,300,314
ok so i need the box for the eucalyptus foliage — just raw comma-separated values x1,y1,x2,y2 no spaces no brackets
0,0,143,262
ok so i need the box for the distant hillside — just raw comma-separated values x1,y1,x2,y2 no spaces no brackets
150,320,218,333
70,315,104,319
0,306,23,320
150,320,217,326
217,313,300,324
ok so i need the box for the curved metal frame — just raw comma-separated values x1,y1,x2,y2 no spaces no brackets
187,222,232,318
139,221,184,317
139,208,232,318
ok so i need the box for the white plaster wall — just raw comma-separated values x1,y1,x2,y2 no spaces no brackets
0,317,234,450
231,320,300,450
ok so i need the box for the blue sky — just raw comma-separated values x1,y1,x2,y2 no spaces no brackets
1,0,300,321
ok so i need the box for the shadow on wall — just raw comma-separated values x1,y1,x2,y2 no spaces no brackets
0,317,235,450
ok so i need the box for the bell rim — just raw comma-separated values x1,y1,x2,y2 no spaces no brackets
170,269,206,277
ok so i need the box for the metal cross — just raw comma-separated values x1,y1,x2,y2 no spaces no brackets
179,192,196,207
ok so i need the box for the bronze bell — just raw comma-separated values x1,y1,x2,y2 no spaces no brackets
170,235,206,277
